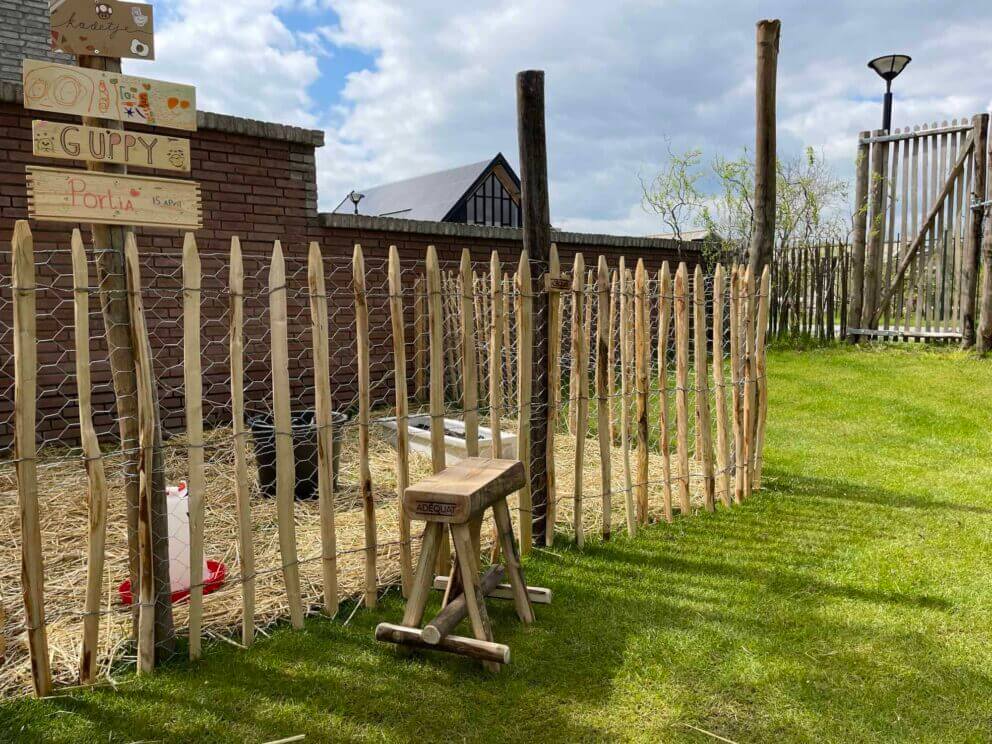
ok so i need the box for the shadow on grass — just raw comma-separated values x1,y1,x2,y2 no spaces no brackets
2,462,990,742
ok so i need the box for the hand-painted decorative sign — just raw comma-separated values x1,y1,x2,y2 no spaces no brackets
50,0,155,60
33,120,191,172
26,166,202,229
22,60,197,132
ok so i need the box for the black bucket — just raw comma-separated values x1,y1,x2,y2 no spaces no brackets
247,409,349,500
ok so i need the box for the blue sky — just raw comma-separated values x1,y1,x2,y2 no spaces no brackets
134,0,992,236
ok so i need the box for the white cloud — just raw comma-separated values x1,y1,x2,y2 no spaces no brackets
132,1,992,237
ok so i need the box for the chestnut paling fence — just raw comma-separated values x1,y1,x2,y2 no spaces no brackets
3,221,770,697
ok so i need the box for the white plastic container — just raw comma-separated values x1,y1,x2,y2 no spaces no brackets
166,482,209,595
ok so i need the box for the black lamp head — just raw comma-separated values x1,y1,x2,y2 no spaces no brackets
868,54,912,83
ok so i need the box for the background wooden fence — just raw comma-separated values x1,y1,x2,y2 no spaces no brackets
4,221,769,697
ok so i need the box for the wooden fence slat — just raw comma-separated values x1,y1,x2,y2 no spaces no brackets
310,241,342,611
596,257,612,540
123,231,162,673
229,237,255,646
12,221,52,696
618,260,635,536
742,266,757,500
414,274,427,402
754,266,772,489
72,229,109,684
674,263,691,515
693,265,715,512
657,263,674,522
353,244,378,609
516,252,534,552
460,250,480,457
730,266,745,504
545,245,561,545
426,247,450,575
712,265,732,508
490,251,505,462
269,240,305,628
182,233,205,661
608,270,618,443
634,260,650,525
570,253,586,546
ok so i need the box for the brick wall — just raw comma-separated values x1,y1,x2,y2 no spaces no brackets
0,83,699,450
0,0,72,83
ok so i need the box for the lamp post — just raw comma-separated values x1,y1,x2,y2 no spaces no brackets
867,54,911,133
349,190,365,215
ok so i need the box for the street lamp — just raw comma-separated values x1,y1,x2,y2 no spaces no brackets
348,190,365,215
867,54,911,133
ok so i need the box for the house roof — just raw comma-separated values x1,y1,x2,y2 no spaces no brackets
647,228,720,242
333,154,519,221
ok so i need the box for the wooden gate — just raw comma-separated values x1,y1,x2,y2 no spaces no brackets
849,115,990,344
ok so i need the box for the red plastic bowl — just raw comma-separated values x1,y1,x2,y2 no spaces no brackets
118,560,227,606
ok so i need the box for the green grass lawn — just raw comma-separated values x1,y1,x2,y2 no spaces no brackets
3,345,992,743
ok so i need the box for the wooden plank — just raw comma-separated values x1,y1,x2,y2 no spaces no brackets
269,240,305,628
712,265,732,508
310,241,342,612
26,166,201,229
657,263,674,522
570,254,587,546
596,257,612,540
674,264,691,514
122,231,158,674
742,267,757,500
182,233,205,661
23,60,196,130
754,267,772,490
228,237,255,646
544,245,561,544
32,120,190,172
693,266,715,511
618,261,636,536
729,267,744,504
72,229,109,684
51,0,156,60
12,222,52,696
634,260,650,525
353,244,378,610
516,253,534,553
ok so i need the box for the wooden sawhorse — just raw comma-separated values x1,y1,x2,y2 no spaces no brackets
375,457,549,671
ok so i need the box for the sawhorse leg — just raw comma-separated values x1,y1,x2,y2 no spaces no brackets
450,523,500,673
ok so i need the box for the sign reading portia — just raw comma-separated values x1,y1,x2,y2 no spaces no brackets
33,120,191,172
26,166,202,230
22,60,197,132
50,0,155,60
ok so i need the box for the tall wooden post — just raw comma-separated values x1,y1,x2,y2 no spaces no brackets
848,131,871,341
862,131,888,330
76,54,173,655
961,114,989,348
517,70,552,547
748,19,781,274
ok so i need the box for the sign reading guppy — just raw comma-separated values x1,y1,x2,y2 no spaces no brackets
50,0,156,60
32,120,191,172
22,60,197,132
26,166,202,229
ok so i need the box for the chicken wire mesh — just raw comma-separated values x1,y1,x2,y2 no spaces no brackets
0,235,765,697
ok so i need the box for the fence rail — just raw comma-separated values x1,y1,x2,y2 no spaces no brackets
3,221,769,698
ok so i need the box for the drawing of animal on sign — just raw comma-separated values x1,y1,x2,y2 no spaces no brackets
32,121,191,172
26,166,202,230
50,0,156,60
22,60,197,132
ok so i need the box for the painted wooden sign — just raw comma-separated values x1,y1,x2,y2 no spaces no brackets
50,0,155,60
22,60,197,132
33,120,191,172
26,166,202,230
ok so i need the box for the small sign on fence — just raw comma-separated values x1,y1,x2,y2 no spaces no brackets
32,120,191,172
22,60,197,132
26,166,202,229
50,0,156,60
